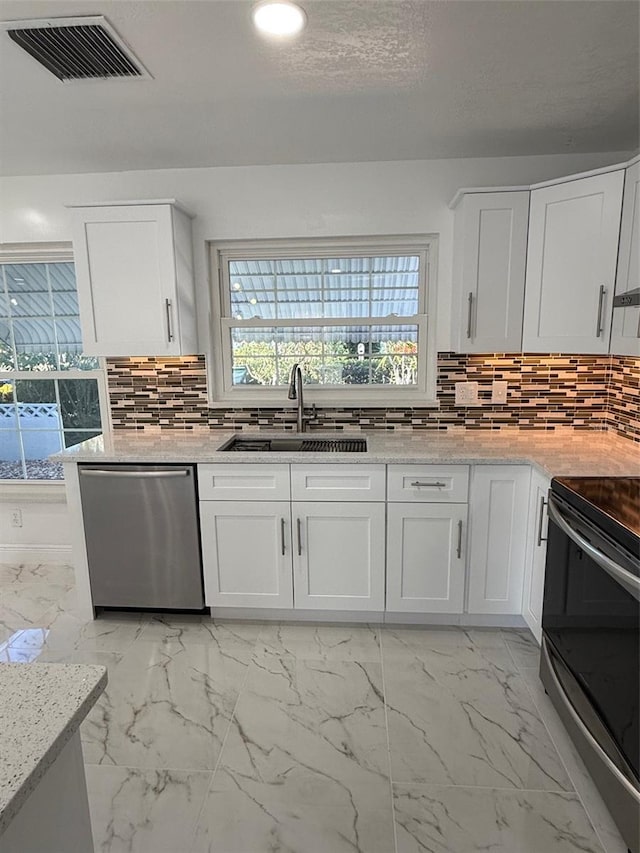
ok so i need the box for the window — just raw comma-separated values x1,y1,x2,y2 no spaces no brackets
209,236,437,405
0,250,108,480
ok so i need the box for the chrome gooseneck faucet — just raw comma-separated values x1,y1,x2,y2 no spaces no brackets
287,363,315,433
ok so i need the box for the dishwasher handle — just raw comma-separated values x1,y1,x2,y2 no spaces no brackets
80,468,191,479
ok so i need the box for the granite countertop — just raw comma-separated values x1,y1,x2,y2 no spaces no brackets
0,663,107,835
53,427,640,478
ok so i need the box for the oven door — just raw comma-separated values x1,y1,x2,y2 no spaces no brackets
543,492,639,782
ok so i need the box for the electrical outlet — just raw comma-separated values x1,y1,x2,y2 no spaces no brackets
491,380,508,404
455,381,479,406
10,508,22,528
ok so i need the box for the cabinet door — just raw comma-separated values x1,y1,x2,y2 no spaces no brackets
386,503,467,614
522,471,550,643
611,161,640,356
523,171,624,353
467,466,530,615
454,191,529,353
200,501,293,608
70,204,183,356
292,502,385,611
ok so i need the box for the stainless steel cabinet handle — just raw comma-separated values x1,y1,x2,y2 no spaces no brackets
80,469,190,478
537,496,548,546
165,298,174,343
296,518,302,556
456,519,463,559
280,518,286,556
411,481,446,488
596,285,606,337
466,292,474,339
547,496,640,601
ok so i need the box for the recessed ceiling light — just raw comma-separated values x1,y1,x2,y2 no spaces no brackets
252,1,306,38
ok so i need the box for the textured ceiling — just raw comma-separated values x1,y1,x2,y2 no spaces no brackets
0,0,638,176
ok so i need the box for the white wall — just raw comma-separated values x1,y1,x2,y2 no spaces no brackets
0,491,71,562
0,151,631,352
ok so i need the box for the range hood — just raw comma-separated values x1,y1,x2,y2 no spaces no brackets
613,288,640,308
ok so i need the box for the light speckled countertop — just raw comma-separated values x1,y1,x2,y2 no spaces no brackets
0,663,106,835
53,428,639,478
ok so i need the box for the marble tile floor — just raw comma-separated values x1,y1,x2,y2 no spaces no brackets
0,562,629,853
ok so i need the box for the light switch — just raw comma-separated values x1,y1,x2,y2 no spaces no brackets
455,381,479,406
491,380,508,404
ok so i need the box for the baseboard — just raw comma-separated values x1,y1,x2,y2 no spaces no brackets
209,607,527,628
210,607,382,623
0,545,72,565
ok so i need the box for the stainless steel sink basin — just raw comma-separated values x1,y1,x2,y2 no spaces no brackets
218,436,368,453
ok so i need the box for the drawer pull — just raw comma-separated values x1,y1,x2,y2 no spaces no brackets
296,518,302,556
411,481,446,488
281,517,286,556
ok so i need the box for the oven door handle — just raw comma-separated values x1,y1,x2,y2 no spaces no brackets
547,496,640,602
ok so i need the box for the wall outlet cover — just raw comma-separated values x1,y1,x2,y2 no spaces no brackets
491,380,508,404
455,381,480,406
10,508,23,528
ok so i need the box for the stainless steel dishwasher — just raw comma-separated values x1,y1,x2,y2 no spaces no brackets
78,464,204,610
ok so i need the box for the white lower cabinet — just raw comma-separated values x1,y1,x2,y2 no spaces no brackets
467,466,531,614
198,461,541,623
522,471,551,642
200,501,293,608
292,502,386,611
386,503,467,613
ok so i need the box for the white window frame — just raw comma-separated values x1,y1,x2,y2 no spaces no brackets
0,243,111,485
208,235,438,407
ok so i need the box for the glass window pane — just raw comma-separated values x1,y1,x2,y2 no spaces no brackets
47,263,76,292
0,288,9,317
59,379,101,429
371,255,419,272
324,257,369,274
21,430,63,480
12,318,57,369
0,429,23,478
5,263,48,293
230,324,418,387
55,317,84,368
52,291,79,316
232,358,276,386
0,326,16,370
15,380,60,431
64,430,101,448
7,290,51,317
15,378,56,404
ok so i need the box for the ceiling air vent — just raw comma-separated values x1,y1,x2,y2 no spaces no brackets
3,16,151,81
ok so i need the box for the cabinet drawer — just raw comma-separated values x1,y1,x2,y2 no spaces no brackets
291,464,385,502
198,464,290,501
387,465,469,503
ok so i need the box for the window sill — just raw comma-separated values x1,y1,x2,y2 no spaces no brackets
207,395,440,410
0,481,67,503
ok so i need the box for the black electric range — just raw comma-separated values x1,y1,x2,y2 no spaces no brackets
541,475,640,853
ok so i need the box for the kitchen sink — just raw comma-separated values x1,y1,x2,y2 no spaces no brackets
218,436,368,453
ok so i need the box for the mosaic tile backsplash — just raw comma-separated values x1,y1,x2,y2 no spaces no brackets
106,353,640,441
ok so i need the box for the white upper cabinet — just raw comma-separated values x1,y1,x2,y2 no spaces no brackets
69,201,198,356
611,160,640,356
451,191,530,353
522,170,624,353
